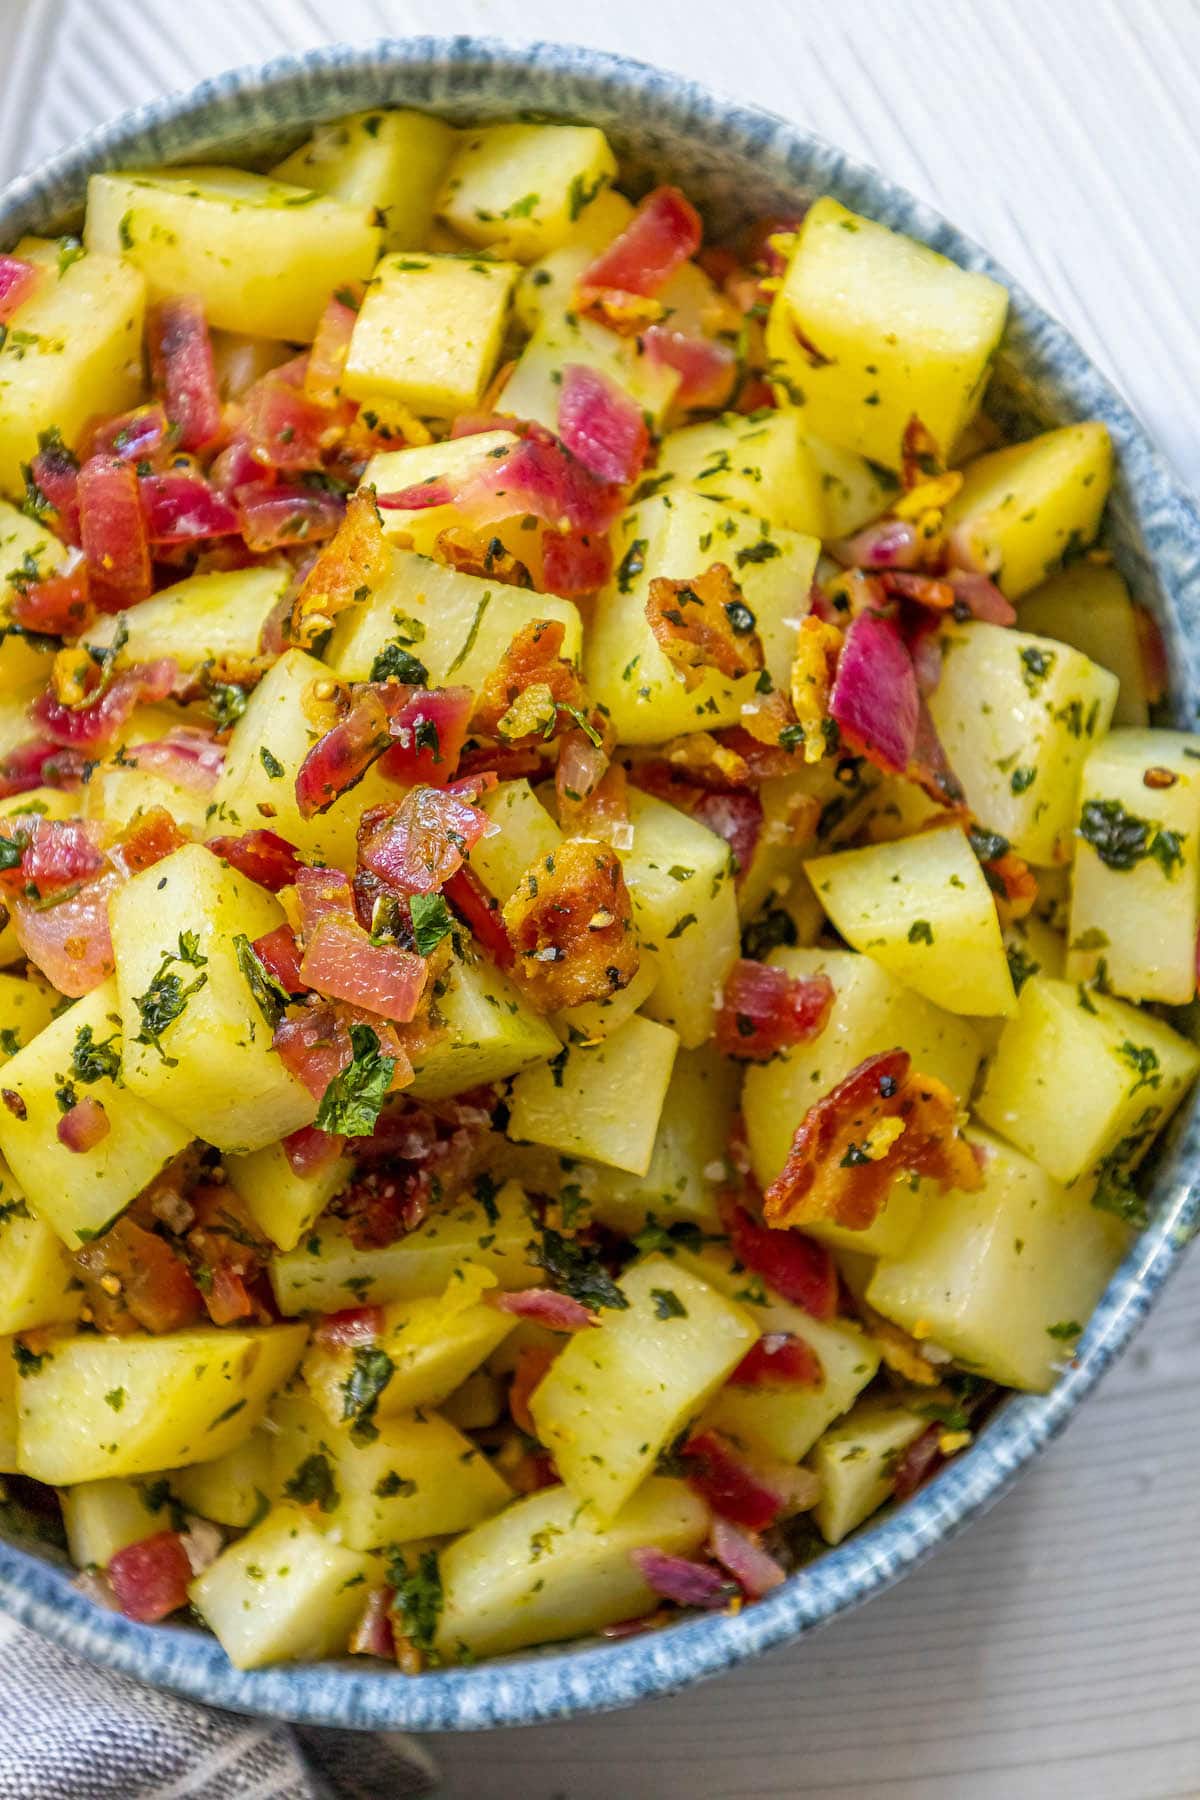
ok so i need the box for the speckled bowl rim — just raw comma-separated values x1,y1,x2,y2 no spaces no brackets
1,34,1199,1734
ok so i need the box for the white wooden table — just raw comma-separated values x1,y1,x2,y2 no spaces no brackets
5,3,1200,1794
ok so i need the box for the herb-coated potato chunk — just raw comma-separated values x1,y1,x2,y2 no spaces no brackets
407,942,560,1101
928,621,1119,864
530,1252,759,1521
942,424,1113,598
1066,730,1200,1004
0,237,144,497
272,108,457,249
110,845,315,1154
0,979,193,1248
975,975,1200,1188
507,1014,680,1177
498,307,679,438
16,1324,307,1484
270,1180,539,1315
806,826,1017,1017
59,1477,166,1569
224,1137,352,1254
0,1162,80,1335
85,168,380,341
169,1430,275,1529
434,1477,710,1660
766,197,1007,469
0,970,57,1064
586,490,820,745
1017,562,1149,728
868,1128,1131,1391
189,1504,372,1669
0,498,65,685
809,1395,928,1545
650,408,828,537
437,123,617,261
84,565,290,676
469,780,562,902
344,252,518,420
803,434,902,539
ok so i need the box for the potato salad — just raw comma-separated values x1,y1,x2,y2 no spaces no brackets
0,109,1192,1672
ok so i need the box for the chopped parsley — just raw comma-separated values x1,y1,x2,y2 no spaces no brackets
616,538,647,593
1078,797,1185,876
283,1453,340,1513
314,1022,396,1136
370,642,429,684
533,1227,629,1312
233,933,291,1030
389,1547,442,1652
907,919,934,945
132,934,209,1063
1046,1320,1082,1341
651,1287,688,1320
69,1025,121,1085
409,892,453,957
206,682,248,732
340,1345,395,1442
259,746,285,780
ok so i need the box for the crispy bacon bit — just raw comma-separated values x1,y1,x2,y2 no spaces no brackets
0,254,40,323
290,489,392,650
31,658,176,753
723,1200,837,1319
10,561,93,637
892,1423,945,1501
471,619,588,741
349,1584,396,1661
762,1048,982,1233
113,807,188,876
314,1305,385,1348
306,287,362,408
301,912,427,1023
577,187,703,329
680,1429,818,1530
139,472,238,544
691,788,763,878
490,1288,598,1331
148,297,222,453
901,415,942,489
502,837,639,1010
237,481,345,553
3,817,106,899
433,525,533,590
131,729,225,796
642,324,736,408
56,1094,111,1153
108,1532,193,1623
786,615,843,762
557,363,649,486
646,562,764,691
186,1185,270,1326
378,686,473,788
629,1547,737,1610
274,1001,355,1101
78,455,153,611
84,402,175,465
879,570,956,611
945,568,1016,625
831,516,923,572
986,845,1038,925
28,432,82,544
829,611,919,775
74,1216,203,1335
541,527,612,598
357,785,492,896
729,1330,824,1388
282,1122,344,1180
715,960,834,1062
294,685,393,818
13,868,120,996
509,1344,559,1437
707,1517,787,1598
253,924,306,994
443,865,514,968
208,828,303,892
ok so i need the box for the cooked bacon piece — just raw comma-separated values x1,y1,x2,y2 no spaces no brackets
273,1001,354,1101
74,1216,204,1335
294,685,394,818
378,685,473,788
12,868,120,996
831,516,923,572
443,865,514,968
557,363,649,486
56,1094,110,1153
892,1423,945,1502
715,960,834,1061
306,287,362,408
908,699,964,805
131,729,225,796
236,481,345,553
3,817,106,899
377,475,454,511
945,568,1016,626
148,297,221,453
108,1531,193,1623
139,472,238,544
78,455,153,611
985,845,1038,925
901,415,942,488
762,1048,982,1233
295,865,356,937
357,785,492,895
691,788,763,880
241,357,331,472
577,187,703,329
331,1164,428,1249
433,526,533,590
313,1304,384,1348
471,619,589,741
707,1516,787,1598
502,837,639,1011
253,924,306,994
282,1121,344,1179
490,1288,598,1331
0,739,86,800
31,658,176,753
723,1200,837,1319
829,611,919,775
28,432,82,545
680,1429,818,1530
540,527,612,597
879,569,956,610
349,1584,396,1661
629,1547,736,1610
0,254,40,323
642,324,736,408
290,489,391,650
9,561,92,637
472,429,626,536
112,806,187,876
508,1343,559,1437
729,1330,823,1388
646,562,764,692
186,1184,270,1327
301,912,427,1023
84,402,175,465
208,827,303,892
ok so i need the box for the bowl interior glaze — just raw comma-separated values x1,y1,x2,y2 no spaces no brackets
1,35,1199,1734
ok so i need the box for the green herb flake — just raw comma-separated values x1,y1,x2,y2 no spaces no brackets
283,1452,340,1513
409,892,453,957
315,1022,396,1136
651,1287,688,1320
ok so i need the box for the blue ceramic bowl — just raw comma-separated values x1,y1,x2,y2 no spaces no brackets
1,35,1199,1735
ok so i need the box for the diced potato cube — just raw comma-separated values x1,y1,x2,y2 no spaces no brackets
1004,908,1066,996
326,543,582,687
0,499,65,685
434,1476,710,1660
1017,562,1149,728
272,108,457,249
359,431,526,556
0,237,144,496
530,1252,758,1521
110,845,314,1154
343,252,517,420
0,1344,15,1471
512,190,635,327
977,975,1200,1189
170,1430,274,1528
85,168,380,341
869,1127,1130,1389
0,1162,80,1334
209,647,402,870
0,979,193,1247
225,1138,352,1254
806,827,1016,1017
620,790,740,1048
302,1277,516,1426
804,434,902,539
507,1014,680,1176
84,565,289,676
270,1180,538,1315
1066,730,1200,1004
271,1391,510,1550
586,491,820,744
942,424,1113,598
189,1504,371,1669
408,942,560,1100
469,779,562,901
16,1324,307,1484
0,971,57,1063
651,409,828,536
928,620,1119,864
766,197,1007,469
437,123,616,261
498,308,679,438
810,1395,928,1544
60,1477,164,1569
553,952,661,1046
